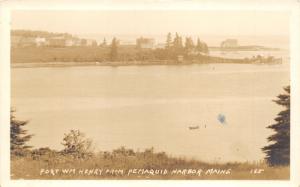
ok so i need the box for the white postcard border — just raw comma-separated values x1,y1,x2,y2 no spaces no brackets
1,1,300,187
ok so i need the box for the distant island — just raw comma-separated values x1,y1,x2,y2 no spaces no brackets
210,45,280,51
11,30,282,67
210,39,280,51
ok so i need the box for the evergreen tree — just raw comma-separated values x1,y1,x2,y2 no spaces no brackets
110,37,118,61
262,86,290,166
178,36,183,50
101,38,107,47
172,33,184,55
196,38,203,52
195,38,209,54
202,42,209,54
11,110,33,156
173,32,179,49
165,32,172,49
184,37,195,53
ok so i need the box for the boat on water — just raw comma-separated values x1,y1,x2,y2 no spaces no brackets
188,126,199,130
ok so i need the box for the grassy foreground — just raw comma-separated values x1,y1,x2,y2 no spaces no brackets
11,148,289,180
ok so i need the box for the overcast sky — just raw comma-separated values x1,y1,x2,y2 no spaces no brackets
11,10,290,37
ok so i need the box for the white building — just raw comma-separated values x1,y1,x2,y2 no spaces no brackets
86,39,97,46
136,37,155,49
65,38,82,46
35,37,46,46
155,43,165,49
220,39,238,48
65,39,74,46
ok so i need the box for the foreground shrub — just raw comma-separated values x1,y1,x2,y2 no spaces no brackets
61,130,93,159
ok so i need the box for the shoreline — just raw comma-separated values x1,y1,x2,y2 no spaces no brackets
11,60,283,68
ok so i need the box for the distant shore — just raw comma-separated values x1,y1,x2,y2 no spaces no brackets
209,46,281,51
11,57,281,68
11,61,200,68
11,46,283,68
9,61,207,68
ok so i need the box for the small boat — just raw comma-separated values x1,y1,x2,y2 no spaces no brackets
189,126,199,130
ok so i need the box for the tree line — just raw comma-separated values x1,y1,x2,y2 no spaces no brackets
108,32,209,62
165,32,209,55
11,30,74,39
